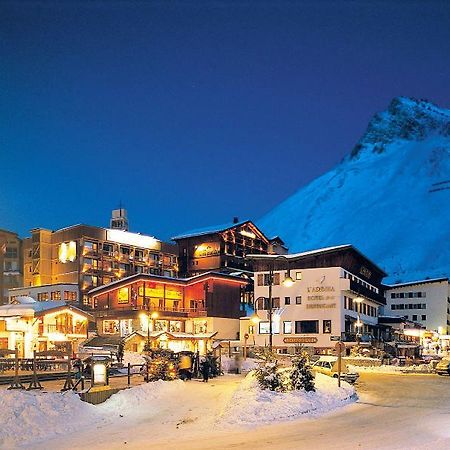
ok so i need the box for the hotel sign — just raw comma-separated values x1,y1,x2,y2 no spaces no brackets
283,337,318,344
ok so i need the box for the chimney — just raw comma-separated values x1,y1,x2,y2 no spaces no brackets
233,216,239,224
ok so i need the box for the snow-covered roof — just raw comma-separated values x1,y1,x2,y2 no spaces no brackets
385,277,449,289
0,300,92,319
0,300,66,318
171,220,251,240
247,244,387,275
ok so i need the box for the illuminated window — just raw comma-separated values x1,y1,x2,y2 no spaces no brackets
37,292,49,301
64,291,77,301
295,272,302,280
283,321,292,334
118,287,129,304
259,321,280,334
323,320,332,334
51,291,61,301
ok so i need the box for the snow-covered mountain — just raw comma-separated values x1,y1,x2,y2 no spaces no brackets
258,97,450,283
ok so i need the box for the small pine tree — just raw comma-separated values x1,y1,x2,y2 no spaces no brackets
290,352,315,392
147,355,177,381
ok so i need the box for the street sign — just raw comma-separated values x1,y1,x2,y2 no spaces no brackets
334,341,346,354
334,341,345,388
330,335,341,341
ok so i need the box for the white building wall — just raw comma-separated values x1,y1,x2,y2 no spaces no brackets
252,266,381,351
384,279,450,333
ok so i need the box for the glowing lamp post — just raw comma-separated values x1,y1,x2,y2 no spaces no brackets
354,296,364,345
248,255,294,351
141,310,159,350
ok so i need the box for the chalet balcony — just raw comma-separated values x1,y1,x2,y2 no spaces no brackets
43,323,87,335
94,304,207,318
345,279,386,304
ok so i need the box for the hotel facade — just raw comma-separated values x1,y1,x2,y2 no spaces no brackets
22,221,178,308
88,271,248,354
241,245,387,354
0,229,23,305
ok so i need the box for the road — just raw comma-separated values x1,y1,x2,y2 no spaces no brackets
39,373,450,450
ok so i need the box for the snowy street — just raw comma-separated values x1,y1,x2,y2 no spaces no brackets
22,373,450,450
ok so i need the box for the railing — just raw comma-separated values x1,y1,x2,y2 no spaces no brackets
45,324,87,335
95,304,207,316
341,332,374,343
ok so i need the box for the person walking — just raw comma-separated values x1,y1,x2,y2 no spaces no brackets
201,357,210,382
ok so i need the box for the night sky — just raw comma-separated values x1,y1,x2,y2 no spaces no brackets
1,0,450,241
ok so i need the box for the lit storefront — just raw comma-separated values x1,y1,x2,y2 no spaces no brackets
243,245,387,354
89,271,248,353
0,297,93,358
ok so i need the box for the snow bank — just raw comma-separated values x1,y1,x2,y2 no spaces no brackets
0,380,186,448
219,372,356,427
348,363,433,374
221,356,258,373
121,351,146,373
97,379,185,417
0,389,101,448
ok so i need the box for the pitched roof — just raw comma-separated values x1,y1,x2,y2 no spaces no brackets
385,277,449,289
171,219,251,240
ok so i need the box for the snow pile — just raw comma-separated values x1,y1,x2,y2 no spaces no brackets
98,379,185,417
348,363,433,374
0,389,101,448
221,356,258,373
0,380,186,448
121,351,146,373
219,372,356,427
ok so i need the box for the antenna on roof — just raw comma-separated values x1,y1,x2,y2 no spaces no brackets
111,203,129,231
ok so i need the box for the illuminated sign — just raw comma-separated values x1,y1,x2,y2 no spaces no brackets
92,362,107,386
194,243,220,258
307,286,335,293
240,230,256,239
106,229,160,250
58,241,77,263
306,303,337,309
283,337,318,344
360,266,372,279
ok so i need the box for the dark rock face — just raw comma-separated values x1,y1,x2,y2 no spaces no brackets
350,97,450,159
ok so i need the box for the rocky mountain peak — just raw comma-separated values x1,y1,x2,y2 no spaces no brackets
350,97,450,159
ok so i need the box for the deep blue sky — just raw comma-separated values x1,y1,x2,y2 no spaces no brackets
1,0,450,241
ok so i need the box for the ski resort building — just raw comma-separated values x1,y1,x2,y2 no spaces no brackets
22,210,178,308
88,271,248,354
172,219,287,277
0,297,93,358
384,278,450,350
241,245,387,354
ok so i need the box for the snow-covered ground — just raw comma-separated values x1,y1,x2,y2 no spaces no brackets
220,356,259,373
219,372,355,427
348,363,434,374
0,371,355,449
0,380,185,448
2,373,450,449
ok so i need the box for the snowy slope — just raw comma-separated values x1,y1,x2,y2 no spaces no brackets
258,97,450,283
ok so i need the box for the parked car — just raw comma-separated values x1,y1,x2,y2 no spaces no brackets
311,356,359,384
435,358,450,375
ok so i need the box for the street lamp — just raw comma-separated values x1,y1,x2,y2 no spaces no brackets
248,254,294,351
140,309,159,350
354,296,364,345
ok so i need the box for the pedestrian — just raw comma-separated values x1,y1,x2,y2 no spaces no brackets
201,357,210,382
